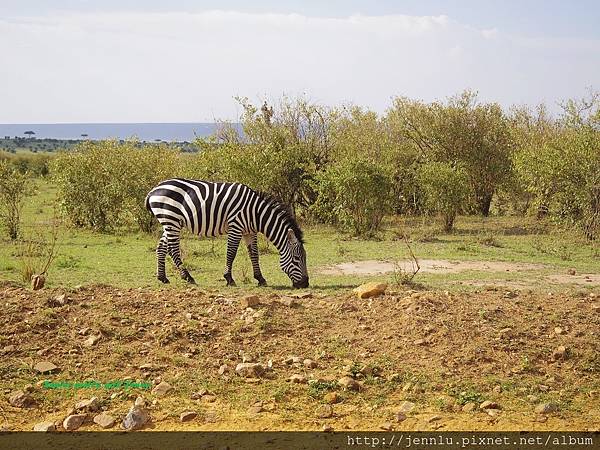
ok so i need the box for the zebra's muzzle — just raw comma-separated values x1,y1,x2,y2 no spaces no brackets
293,276,309,289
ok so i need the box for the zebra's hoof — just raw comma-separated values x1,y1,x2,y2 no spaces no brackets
257,278,267,287
224,274,236,287
226,280,237,287
158,276,170,284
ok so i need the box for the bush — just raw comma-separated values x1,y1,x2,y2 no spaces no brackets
51,140,181,232
417,162,471,232
0,160,32,239
310,158,394,236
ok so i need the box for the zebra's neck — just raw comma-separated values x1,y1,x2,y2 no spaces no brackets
255,198,291,254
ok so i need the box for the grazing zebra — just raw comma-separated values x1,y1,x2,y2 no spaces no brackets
145,179,309,288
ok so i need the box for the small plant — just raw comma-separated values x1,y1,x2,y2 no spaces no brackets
308,380,339,399
18,215,60,290
0,160,33,240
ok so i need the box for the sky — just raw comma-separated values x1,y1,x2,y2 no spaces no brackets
1,1,599,123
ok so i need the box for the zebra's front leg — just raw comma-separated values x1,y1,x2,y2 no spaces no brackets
224,230,242,287
244,234,267,287
156,233,169,284
166,228,196,284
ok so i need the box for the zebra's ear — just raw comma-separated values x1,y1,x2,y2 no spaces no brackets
287,229,298,244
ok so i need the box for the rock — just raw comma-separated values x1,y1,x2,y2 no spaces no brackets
303,359,318,369
322,425,334,432
185,312,194,320
83,334,101,347
480,401,500,410
493,385,502,394
486,409,501,417
2,344,16,354
122,406,151,430
134,396,146,407
180,411,198,422
554,327,564,335
289,374,307,384
63,414,87,431
278,297,298,307
93,412,116,429
324,392,341,404
398,401,416,413
240,295,260,308
34,361,59,374
567,268,577,276
552,345,568,360
317,405,333,418
380,422,393,431
527,395,539,403
235,363,264,378
242,354,255,363
462,402,476,412
535,402,559,414
395,412,407,422
33,421,56,432
151,381,173,396
8,390,35,408
338,376,360,391
218,364,229,375
75,397,99,412
247,405,264,415
427,415,442,423
353,282,387,299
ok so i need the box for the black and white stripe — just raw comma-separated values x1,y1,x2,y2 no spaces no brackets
145,178,309,288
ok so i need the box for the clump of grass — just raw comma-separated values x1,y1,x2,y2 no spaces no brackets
308,380,339,399
478,232,502,247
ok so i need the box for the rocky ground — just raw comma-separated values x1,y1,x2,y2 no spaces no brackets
1,281,599,431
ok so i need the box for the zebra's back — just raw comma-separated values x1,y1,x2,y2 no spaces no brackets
146,179,252,237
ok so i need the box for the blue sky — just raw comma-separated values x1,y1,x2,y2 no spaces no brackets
1,1,599,122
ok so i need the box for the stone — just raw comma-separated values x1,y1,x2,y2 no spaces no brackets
324,392,341,404
427,415,442,423
322,425,334,432
554,327,564,335
552,346,568,360
480,401,500,410
493,385,503,394
535,402,559,414
218,364,229,375
93,412,116,429
84,334,101,347
235,363,264,378
317,405,333,418
462,402,477,412
398,401,416,413
180,411,198,422
353,282,387,299
33,421,56,432
63,414,87,431
527,395,539,403
8,390,35,408
240,295,260,308
380,422,393,431
75,397,99,412
395,412,407,422
278,297,298,307
134,396,146,407
248,405,264,415
289,374,307,384
122,406,151,430
303,359,318,369
34,361,59,374
338,376,360,391
567,268,577,276
151,381,173,396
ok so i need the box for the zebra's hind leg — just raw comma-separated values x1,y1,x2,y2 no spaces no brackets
156,232,170,284
165,227,196,284
244,233,267,286
224,229,242,286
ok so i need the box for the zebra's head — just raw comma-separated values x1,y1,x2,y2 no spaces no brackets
281,229,309,288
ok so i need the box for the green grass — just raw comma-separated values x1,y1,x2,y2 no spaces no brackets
0,179,599,292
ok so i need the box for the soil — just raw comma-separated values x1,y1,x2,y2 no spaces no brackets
1,282,599,432
319,259,547,276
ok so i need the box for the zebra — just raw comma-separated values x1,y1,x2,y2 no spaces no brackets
145,178,309,288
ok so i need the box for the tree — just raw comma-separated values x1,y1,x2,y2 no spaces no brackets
24,130,35,139
0,160,31,239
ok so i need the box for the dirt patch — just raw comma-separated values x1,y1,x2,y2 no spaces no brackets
320,259,546,276
1,284,599,431
546,273,600,286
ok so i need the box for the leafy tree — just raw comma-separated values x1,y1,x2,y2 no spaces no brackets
417,161,471,232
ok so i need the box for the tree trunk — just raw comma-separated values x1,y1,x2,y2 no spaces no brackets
478,191,494,217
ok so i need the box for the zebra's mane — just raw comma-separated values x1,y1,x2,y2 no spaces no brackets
255,191,304,244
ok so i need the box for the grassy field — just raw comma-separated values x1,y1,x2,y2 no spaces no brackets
0,180,599,432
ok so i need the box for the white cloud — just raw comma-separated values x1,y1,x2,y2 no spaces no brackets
0,11,598,122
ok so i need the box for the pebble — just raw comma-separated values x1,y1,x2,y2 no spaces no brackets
235,363,264,378
552,346,568,360
180,411,198,422
151,381,173,396
303,359,318,369
535,402,559,414
480,401,500,410
353,282,387,299
527,395,539,402
93,412,116,429
289,374,307,384
338,376,360,391
33,421,56,432
34,361,59,374
240,295,260,308
324,392,341,404
75,397,99,412
218,364,229,375
395,412,407,422
84,334,101,347
380,422,393,431
122,406,151,430
462,402,476,412
317,405,333,418
397,401,416,413
63,414,87,431
8,390,35,408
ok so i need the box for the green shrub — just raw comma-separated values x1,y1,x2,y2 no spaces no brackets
0,160,32,239
417,162,471,232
